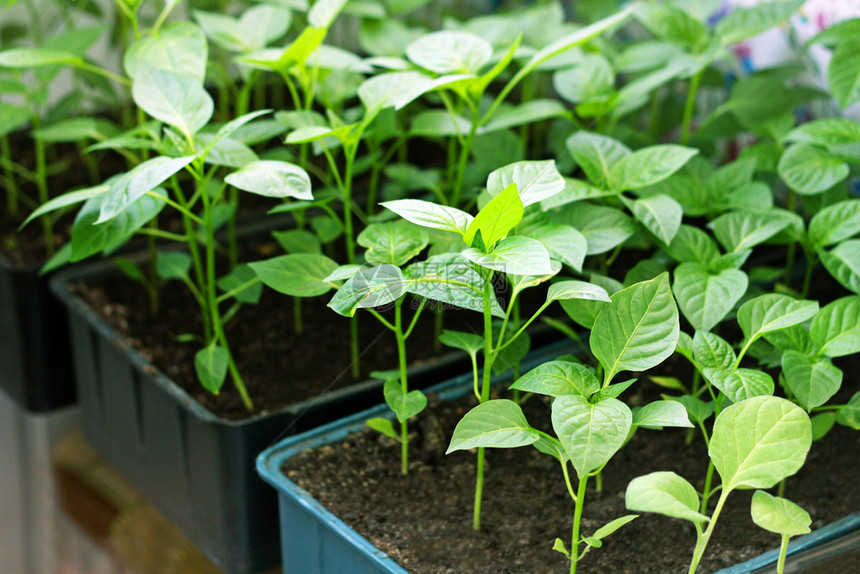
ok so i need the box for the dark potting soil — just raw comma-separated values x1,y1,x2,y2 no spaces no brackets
283,377,860,574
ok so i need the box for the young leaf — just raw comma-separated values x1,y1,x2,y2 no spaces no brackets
96,155,195,223
737,294,819,343
358,221,429,266
20,184,108,228
384,380,427,422
667,395,715,426
828,40,860,109
590,273,679,384
249,254,338,297
710,210,794,253
626,471,709,524
217,265,263,304
462,236,554,276
692,331,737,369
510,360,600,398
550,204,637,255
673,263,748,332
307,0,348,28
820,240,860,294
808,199,860,248
328,265,407,316
810,296,860,357
124,21,207,81
703,367,775,404
781,351,842,412
715,0,803,45
195,343,229,394
156,251,192,281
517,221,587,272
405,253,504,317
778,144,849,195
273,229,322,255
710,396,812,491
405,31,492,75
486,160,565,207
132,66,213,139
546,280,611,304
464,183,523,248
382,199,473,236
608,145,698,191
367,417,399,441
628,194,683,244
591,515,639,540
566,131,631,189
438,330,484,356
751,490,811,537
560,273,620,330
633,401,693,428
553,54,614,103
552,394,632,479
836,391,860,429
552,538,570,558
446,399,540,453
225,160,313,200
0,47,81,68
358,70,474,113
663,225,720,267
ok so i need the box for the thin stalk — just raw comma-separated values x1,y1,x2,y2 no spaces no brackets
801,250,816,299
785,191,798,289
689,489,730,574
473,273,497,530
570,475,589,574
700,460,716,514
31,116,54,255
173,181,212,340
395,303,410,475
680,70,703,145
1,137,20,217
433,306,444,352
451,105,479,208
777,534,789,574
777,477,786,498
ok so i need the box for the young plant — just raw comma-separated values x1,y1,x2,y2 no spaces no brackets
750,490,812,574
448,272,691,572
626,395,812,574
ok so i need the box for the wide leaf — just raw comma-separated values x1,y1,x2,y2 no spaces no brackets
751,491,811,536
778,144,849,195
382,199,473,236
462,236,554,276
249,254,338,297
195,343,228,394
625,471,709,524
737,294,819,343
552,394,632,479
446,399,539,453
808,199,860,248
132,66,213,138
810,296,860,357
710,210,794,253
486,160,565,207
358,221,429,266
97,156,195,223
384,380,427,422
225,160,313,200
703,367,775,404
608,145,698,191
673,263,748,332
632,400,693,428
781,351,842,412
820,240,860,294
405,31,492,75
629,194,683,244
510,360,600,398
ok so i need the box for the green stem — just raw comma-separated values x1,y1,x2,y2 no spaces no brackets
801,250,816,299
451,108,479,208
1,137,20,217
689,489,730,574
31,116,54,255
777,477,786,498
700,460,715,514
570,475,589,574
395,303,410,475
680,70,703,145
785,191,798,289
474,272,497,531
174,182,212,340
777,534,789,574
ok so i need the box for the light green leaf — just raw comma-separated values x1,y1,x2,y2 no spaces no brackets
751,490,811,537
629,194,683,244
540,177,614,210
328,264,406,316
21,184,108,228
547,280,610,303
715,0,803,45
405,253,505,317
486,160,564,207
508,261,561,299
609,145,698,191
155,251,192,281
199,136,258,168
710,396,812,491
590,273,679,383
96,156,195,223
406,31,492,74
464,183,523,247
446,399,539,453
195,343,229,394
133,68,212,140
625,471,709,524
308,0,348,28
808,199,860,248
32,118,119,143
663,224,720,267
367,417,399,441
553,54,614,103
0,103,28,138
510,360,600,398
710,210,794,253
811,412,836,440
217,264,263,304
559,273,620,330
552,538,570,558
633,400,693,428
781,351,842,412
836,391,860,429
249,253,338,297
273,229,322,255
810,296,860,357
0,47,81,68
463,236,554,276
382,199,473,236
517,221,587,272
124,21,207,81
438,330,484,356
566,131,630,189
703,367,775,404
358,221,429,266
550,204,637,256
785,118,860,151
778,144,849,195
820,240,860,294
668,395,715,425
358,70,474,113
692,331,737,370
635,4,708,48
592,515,639,540
384,380,427,422
829,40,860,109
225,160,313,200
738,294,819,346
552,394,632,479
480,99,568,133
673,263,748,332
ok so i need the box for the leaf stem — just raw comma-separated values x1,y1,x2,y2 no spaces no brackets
777,534,789,574
689,489,730,574
570,474,589,574
395,302,410,475
681,70,702,145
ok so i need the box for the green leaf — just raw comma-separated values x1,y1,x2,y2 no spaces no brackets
566,131,630,189
635,4,708,48
464,183,523,248
405,253,504,317
592,515,639,540
406,31,492,74
195,343,229,394
738,294,818,346
486,160,564,207
358,70,474,113
590,273,679,383
828,40,860,109
358,221,429,266
781,351,842,412
382,199,473,236
595,378,638,402
0,47,81,68
609,145,698,191
124,21,208,81
778,144,849,195
810,296,860,357
663,224,720,267
710,210,794,253
156,251,192,281
540,177,614,210
785,119,860,152
552,538,570,558
481,99,568,133
552,394,632,479
673,263,748,332
710,396,811,491
667,395,715,425
625,471,709,524
715,0,803,45
510,360,600,398
764,325,815,355
811,412,836,440
199,136,258,168
0,103,28,138
446,399,539,453
132,66,213,138
250,254,338,297
649,376,686,392
438,330,484,356
559,274,620,330
808,199,860,248
751,490,811,537
273,229,322,255
463,236,554,276
693,331,737,370
517,221,587,272
32,117,119,143
384,380,427,422
225,160,313,200
367,417,399,441
550,204,637,256
217,264,263,304
492,330,530,376
308,0,348,28
115,258,146,283
96,156,194,223
820,240,860,294
553,54,614,103
547,280,611,304
703,367,775,404
633,400,693,428
21,184,108,229
328,264,406,316
836,391,860,429
628,194,683,244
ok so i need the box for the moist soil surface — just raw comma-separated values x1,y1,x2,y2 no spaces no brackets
283,374,860,574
